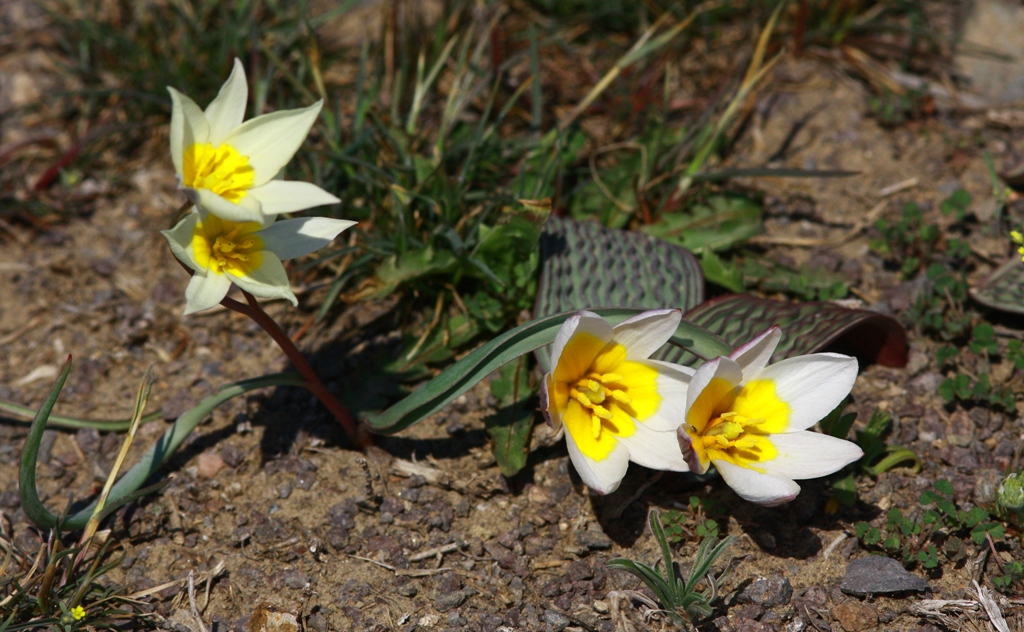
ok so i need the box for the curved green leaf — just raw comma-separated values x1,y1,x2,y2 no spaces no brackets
534,216,705,371
365,308,730,434
971,256,1024,315
686,295,908,367
23,370,306,531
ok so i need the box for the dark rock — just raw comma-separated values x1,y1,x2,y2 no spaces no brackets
220,443,245,468
565,560,593,582
733,618,772,632
283,570,310,590
543,610,570,632
576,530,612,550
434,589,467,612
833,602,877,631
840,556,931,595
736,574,793,607
326,526,349,550
307,612,329,632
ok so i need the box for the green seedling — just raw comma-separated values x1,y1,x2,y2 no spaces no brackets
939,188,972,221
608,509,735,625
660,497,723,545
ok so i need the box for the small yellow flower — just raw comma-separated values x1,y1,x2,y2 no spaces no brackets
71,605,86,621
1012,230,1024,261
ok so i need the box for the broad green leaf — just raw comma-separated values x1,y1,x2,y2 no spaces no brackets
685,295,907,367
642,194,762,253
534,216,705,371
369,246,458,298
484,356,535,477
971,256,1024,315
365,308,729,434
700,250,744,293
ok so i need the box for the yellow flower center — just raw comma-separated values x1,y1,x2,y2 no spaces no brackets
191,214,264,277
547,331,660,461
684,377,790,473
182,142,254,202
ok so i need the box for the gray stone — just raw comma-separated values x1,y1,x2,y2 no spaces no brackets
840,556,931,596
433,589,467,612
543,610,570,632
576,530,612,550
736,574,793,607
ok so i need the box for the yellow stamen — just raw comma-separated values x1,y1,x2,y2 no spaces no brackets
191,214,265,277
182,142,255,202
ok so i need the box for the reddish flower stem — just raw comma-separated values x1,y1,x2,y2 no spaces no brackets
220,291,361,442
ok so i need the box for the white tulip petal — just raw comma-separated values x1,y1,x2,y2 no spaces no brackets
224,101,323,186
161,212,202,273
618,423,690,473
192,188,264,223
204,58,248,145
632,360,690,432
549,311,614,377
168,87,209,178
565,430,630,495
249,180,342,216
760,431,863,480
731,326,781,376
260,217,356,260
756,353,858,432
227,251,297,305
612,309,681,360
684,356,742,415
715,460,801,506
183,271,232,315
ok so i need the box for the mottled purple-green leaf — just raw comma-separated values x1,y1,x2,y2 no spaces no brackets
685,295,908,367
485,356,534,477
534,215,705,369
971,257,1024,315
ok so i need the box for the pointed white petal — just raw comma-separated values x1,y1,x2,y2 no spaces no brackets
756,353,858,432
618,423,690,472
684,356,742,419
564,431,630,495
161,211,202,273
227,251,297,305
168,87,209,178
192,188,264,223
730,326,781,377
248,180,342,216
204,58,248,145
760,431,863,480
631,359,690,432
223,101,323,186
260,216,356,260
549,311,613,380
715,460,800,506
183,272,231,315
612,309,681,360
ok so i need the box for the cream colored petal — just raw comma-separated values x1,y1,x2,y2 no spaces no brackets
204,58,248,145
630,359,690,432
192,188,264,223
183,271,232,315
715,460,800,506
249,180,342,216
618,422,690,472
759,431,863,480
161,211,202,273
223,101,323,186
755,353,858,432
612,309,681,360
564,430,630,495
684,356,742,430
550,311,614,384
260,216,356,261
227,250,297,305
730,326,781,377
168,87,209,178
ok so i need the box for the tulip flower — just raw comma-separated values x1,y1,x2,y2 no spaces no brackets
677,326,863,506
168,58,340,223
541,309,694,494
162,207,355,314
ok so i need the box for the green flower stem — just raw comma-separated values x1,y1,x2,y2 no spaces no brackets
0,399,159,431
221,291,360,442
